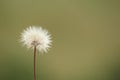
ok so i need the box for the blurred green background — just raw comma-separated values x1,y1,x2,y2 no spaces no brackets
0,0,120,80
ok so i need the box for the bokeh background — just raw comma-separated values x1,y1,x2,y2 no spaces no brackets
0,0,120,80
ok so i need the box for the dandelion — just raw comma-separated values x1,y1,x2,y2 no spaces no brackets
20,26,52,80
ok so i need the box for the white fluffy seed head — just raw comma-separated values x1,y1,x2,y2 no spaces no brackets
20,26,52,53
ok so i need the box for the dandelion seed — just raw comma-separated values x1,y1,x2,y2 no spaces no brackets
20,26,52,80
21,26,52,53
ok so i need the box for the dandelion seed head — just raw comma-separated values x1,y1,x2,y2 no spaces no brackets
21,26,52,53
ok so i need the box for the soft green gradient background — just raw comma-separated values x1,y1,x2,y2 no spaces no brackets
0,0,120,80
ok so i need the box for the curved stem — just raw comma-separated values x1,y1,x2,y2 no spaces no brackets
34,46,36,80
